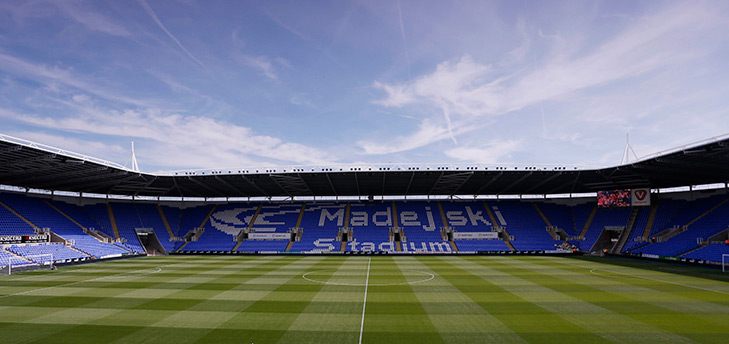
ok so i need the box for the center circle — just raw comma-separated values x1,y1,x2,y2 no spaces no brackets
302,269,435,286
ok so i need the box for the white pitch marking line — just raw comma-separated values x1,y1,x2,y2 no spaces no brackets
589,267,729,296
0,265,164,299
358,257,371,344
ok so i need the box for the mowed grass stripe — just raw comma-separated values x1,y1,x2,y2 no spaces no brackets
400,256,525,344
529,256,729,311
0,257,171,293
111,256,315,344
0,257,187,343
0,256,280,343
517,257,729,342
194,256,345,343
0,256,257,293
0,256,230,322
477,256,696,343
0,256,289,310
18,256,323,344
504,257,729,315
430,256,608,344
2,256,729,344
275,256,366,343
455,256,645,342
549,257,729,299
362,257,444,344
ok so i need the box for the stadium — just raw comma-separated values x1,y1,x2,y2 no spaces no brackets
3,1,729,343
2,132,729,343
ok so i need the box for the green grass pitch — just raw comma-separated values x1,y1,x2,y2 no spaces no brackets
2,255,729,343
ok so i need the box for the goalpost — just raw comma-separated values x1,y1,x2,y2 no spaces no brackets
723,254,729,273
0,254,54,275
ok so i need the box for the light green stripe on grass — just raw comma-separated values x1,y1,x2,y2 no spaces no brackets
514,257,729,341
194,256,345,344
432,256,612,344
471,256,695,343
2,255,729,344
402,256,527,344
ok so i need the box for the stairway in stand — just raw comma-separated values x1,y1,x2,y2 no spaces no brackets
611,207,640,254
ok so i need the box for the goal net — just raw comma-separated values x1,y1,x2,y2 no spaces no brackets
0,254,54,275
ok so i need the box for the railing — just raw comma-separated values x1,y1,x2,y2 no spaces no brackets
0,133,131,171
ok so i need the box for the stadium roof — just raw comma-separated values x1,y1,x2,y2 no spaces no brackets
1,133,728,198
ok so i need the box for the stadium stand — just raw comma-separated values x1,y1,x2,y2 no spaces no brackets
7,243,88,263
397,202,450,252
0,247,34,268
347,203,394,252
633,196,729,257
0,200,37,236
579,207,631,252
682,243,729,262
182,204,243,252
493,201,559,251
289,203,345,253
1,189,729,265
110,203,155,253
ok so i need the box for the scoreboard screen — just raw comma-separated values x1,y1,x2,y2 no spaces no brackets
597,190,632,208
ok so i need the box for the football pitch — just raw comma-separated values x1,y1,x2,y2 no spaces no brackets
2,255,729,344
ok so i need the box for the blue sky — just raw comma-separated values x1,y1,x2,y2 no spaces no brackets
1,0,728,172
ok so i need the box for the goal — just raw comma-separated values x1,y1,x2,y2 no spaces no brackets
0,254,54,275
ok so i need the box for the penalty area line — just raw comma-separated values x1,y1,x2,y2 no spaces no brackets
358,257,371,344
589,267,729,296
0,265,164,299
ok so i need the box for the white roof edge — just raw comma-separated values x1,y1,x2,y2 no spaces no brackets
626,132,729,166
2,131,729,176
0,133,133,172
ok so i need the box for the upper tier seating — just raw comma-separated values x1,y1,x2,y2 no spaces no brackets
0,200,36,236
289,203,344,253
2,191,727,263
492,201,558,251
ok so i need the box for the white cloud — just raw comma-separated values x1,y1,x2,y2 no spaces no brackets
0,51,156,107
364,2,724,155
235,54,291,81
1,106,336,170
56,1,131,37
445,140,523,163
138,0,206,69
359,118,475,155
372,81,414,107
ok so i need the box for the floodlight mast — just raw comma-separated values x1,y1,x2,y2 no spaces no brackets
621,132,639,165
131,141,140,172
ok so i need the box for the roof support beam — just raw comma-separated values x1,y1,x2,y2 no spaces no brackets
132,176,159,197
269,174,312,197
240,175,269,197
186,177,226,196
5,166,109,185
324,173,338,196
404,172,415,196
474,172,504,195
500,172,534,194
214,176,247,196
523,172,563,194
0,145,23,154
45,171,130,190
